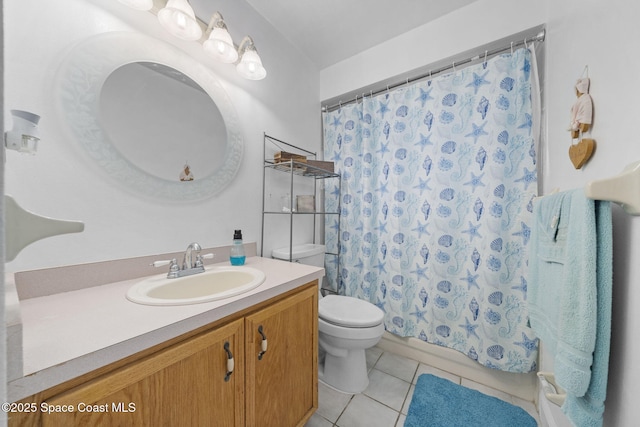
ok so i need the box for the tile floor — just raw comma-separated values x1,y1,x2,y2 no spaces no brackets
305,346,540,427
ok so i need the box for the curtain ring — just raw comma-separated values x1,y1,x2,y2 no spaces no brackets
483,50,488,65
452,61,456,73
510,41,514,54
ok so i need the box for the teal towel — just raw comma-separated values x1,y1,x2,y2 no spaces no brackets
529,189,612,426
562,198,612,427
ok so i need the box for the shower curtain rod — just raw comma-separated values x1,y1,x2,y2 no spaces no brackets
322,29,546,112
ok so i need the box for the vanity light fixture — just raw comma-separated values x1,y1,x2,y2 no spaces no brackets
117,0,153,11
157,0,202,41
4,110,41,155
203,12,238,64
236,36,267,81
119,3,267,80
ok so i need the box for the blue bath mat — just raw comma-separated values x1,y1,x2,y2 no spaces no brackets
405,374,537,427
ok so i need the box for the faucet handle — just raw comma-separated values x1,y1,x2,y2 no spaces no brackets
150,259,173,268
151,258,180,278
195,253,215,268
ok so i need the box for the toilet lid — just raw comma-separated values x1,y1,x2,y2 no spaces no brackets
319,295,385,327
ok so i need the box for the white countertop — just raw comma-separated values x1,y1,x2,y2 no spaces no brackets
8,256,323,402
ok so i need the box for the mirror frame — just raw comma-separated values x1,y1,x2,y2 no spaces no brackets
55,32,243,201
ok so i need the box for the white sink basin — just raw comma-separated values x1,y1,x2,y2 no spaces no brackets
126,266,266,306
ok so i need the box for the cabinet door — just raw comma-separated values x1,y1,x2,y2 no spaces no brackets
41,319,245,427
245,284,318,427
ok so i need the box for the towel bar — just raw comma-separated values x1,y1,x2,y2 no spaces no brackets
585,160,640,215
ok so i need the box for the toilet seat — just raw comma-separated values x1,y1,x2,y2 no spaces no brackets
319,295,384,328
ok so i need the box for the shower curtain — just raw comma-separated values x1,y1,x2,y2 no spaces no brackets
323,48,539,373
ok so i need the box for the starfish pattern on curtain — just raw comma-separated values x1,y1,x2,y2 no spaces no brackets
323,48,539,373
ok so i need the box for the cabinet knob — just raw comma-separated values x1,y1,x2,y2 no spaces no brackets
257,325,268,360
223,342,234,382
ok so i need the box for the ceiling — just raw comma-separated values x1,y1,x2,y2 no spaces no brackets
241,0,477,69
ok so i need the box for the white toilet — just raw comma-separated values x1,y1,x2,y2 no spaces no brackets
272,244,385,394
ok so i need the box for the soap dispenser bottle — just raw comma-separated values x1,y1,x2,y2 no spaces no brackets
230,229,246,266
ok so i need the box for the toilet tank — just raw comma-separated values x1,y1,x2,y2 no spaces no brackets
272,243,325,267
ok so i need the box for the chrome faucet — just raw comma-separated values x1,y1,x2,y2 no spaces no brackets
151,242,214,278
183,242,202,270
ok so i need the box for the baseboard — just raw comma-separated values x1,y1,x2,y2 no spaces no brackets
377,332,537,401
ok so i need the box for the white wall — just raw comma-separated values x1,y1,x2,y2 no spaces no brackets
554,3,640,426
320,0,640,425
4,0,321,272
320,0,548,102
1,0,7,422
6,0,640,424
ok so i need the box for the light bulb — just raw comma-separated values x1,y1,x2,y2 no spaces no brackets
236,49,266,80
157,0,202,41
203,26,238,63
176,13,187,29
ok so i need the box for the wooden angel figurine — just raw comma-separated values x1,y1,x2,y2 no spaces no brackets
569,77,593,138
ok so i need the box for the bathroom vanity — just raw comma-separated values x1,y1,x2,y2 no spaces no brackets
6,253,321,427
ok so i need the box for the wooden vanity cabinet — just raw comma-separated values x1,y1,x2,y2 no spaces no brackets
245,282,318,427
41,319,245,427
9,282,318,427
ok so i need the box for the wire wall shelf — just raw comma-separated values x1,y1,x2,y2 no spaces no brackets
264,160,339,179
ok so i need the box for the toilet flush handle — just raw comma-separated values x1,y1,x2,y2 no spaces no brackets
257,325,268,360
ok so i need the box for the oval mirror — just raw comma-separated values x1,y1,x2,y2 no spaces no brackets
100,62,226,182
55,32,243,201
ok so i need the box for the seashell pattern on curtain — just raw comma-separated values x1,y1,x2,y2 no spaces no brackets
322,48,539,373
